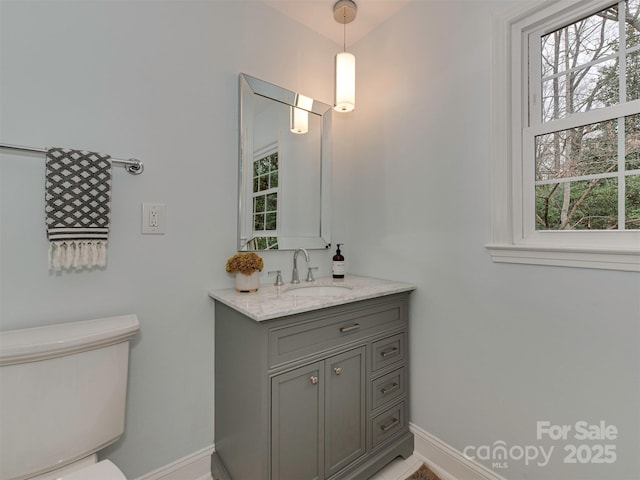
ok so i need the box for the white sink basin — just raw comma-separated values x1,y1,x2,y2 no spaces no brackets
283,285,353,297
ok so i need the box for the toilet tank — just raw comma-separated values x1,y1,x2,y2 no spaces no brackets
0,315,139,480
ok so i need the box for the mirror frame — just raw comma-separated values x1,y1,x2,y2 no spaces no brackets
238,73,332,252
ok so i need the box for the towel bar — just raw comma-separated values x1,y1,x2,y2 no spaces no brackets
0,143,144,175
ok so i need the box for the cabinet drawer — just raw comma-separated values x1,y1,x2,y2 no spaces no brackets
371,367,406,411
371,333,405,372
269,302,405,368
371,402,407,448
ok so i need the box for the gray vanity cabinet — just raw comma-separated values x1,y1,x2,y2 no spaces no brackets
212,293,413,480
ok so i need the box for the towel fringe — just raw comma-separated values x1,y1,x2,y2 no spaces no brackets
48,240,108,271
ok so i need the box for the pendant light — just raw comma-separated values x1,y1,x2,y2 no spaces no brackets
333,0,356,112
290,94,313,134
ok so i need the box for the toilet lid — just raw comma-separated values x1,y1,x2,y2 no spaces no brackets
59,460,126,480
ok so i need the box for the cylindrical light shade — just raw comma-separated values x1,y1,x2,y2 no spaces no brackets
290,94,313,134
334,52,355,112
290,107,309,134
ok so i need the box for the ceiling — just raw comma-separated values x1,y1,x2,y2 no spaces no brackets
261,0,411,47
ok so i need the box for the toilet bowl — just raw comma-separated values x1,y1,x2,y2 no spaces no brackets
59,461,126,480
0,315,139,480
23,456,127,480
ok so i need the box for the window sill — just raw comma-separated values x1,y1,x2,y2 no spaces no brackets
486,244,640,272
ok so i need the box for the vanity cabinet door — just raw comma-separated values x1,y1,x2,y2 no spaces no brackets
271,362,324,480
271,348,366,480
324,347,366,478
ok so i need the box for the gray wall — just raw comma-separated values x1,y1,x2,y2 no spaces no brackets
0,1,334,477
332,2,640,480
1,1,639,480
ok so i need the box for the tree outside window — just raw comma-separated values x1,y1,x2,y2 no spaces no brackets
533,0,640,231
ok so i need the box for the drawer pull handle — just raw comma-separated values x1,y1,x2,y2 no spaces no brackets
380,417,399,432
380,346,399,358
310,375,319,385
381,382,400,395
334,367,342,375
340,323,361,333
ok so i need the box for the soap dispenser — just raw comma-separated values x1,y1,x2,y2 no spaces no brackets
332,244,345,280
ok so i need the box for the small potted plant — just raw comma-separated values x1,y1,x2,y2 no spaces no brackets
225,252,264,292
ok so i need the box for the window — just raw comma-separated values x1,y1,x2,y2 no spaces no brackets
488,0,640,271
251,145,279,250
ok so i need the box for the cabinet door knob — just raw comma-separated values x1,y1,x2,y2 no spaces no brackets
333,367,342,375
310,375,319,385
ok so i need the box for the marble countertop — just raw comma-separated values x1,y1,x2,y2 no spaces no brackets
209,275,416,322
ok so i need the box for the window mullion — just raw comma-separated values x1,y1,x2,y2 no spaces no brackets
617,0,626,231
535,171,620,185
541,51,620,83
619,116,626,230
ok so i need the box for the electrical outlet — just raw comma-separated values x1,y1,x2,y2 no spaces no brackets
142,203,166,234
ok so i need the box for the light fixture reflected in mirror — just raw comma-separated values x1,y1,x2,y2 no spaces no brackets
333,0,356,112
290,94,314,134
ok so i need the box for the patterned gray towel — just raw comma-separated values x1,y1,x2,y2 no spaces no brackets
45,147,112,271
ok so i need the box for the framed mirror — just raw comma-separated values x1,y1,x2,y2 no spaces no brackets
238,73,332,251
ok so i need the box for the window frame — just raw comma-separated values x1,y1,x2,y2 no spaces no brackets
487,0,640,271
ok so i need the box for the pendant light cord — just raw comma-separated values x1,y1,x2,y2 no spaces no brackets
343,7,346,52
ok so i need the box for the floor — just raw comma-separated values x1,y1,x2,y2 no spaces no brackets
368,454,425,480
209,452,436,480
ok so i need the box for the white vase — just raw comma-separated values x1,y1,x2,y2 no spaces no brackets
235,271,260,293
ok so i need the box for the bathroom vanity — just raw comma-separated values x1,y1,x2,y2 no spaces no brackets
209,275,415,480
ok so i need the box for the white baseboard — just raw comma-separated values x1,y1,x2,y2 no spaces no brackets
131,427,506,480
133,445,214,480
410,423,508,480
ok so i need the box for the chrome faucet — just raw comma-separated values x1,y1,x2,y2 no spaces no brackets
291,248,310,284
